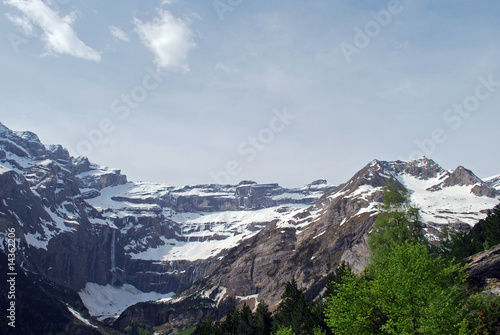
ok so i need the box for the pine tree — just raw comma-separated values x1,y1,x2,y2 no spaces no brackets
324,262,352,300
273,276,311,334
237,304,255,335
220,306,240,334
193,317,216,335
255,302,272,335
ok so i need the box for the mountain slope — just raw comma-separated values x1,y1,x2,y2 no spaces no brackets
0,122,335,321
0,122,498,329
116,158,500,331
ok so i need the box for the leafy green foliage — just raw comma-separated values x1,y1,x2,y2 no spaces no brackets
325,270,384,334
325,182,484,334
458,294,500,335
273,326,294,335
371,242,468,334
326,242,469,334
368,179,427,264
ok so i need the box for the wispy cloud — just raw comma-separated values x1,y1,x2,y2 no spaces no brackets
5,13,33,35
4,0,101,61
109,25,129,42
134,9,196,72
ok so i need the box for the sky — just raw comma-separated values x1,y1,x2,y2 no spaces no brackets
1,0,499,188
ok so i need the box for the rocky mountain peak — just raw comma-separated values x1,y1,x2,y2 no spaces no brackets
379,157,446,180
426,165,497,197
445,166,482,187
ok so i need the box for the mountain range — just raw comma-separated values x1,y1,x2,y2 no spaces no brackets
0,122,498,333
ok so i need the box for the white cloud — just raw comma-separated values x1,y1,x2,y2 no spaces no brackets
134,9,195,72
109,25,129,42
5,13,33,35
4,0,101,61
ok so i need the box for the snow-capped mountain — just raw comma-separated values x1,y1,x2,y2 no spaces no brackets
116,158,499,330
86,179,333,263
0,122,334,320
368,159,499,237
0,122,498,327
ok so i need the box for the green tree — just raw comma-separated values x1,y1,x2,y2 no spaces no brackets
458,294,500,335
324,270,384,335
238,304,255,335
326,182,470,334
368,179,427,263
325,243,468,334
368,242,468,334
218,306,240,334
193,317,217,335
255,302,273,335
273,277,312,334
273,326,294,335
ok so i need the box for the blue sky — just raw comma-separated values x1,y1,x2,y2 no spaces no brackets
1,0,499,187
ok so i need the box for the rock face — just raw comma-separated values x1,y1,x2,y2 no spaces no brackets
0,122,337,320
0,122,499,327
466,244,500,291
117,158,500,330
428,165,497,197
